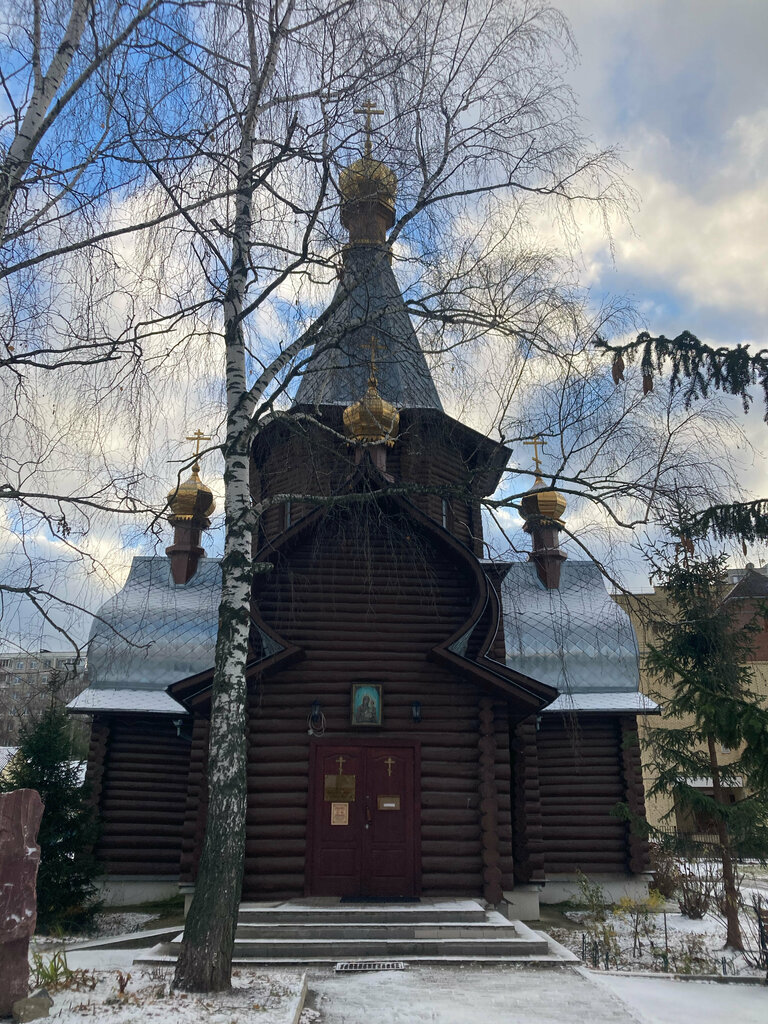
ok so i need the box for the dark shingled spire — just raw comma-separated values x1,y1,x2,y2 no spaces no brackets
293,144,442,412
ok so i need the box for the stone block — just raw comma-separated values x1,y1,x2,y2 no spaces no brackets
11,989,53,1023
0,790,44,1017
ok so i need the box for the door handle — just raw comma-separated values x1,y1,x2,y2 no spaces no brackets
365,803,372,829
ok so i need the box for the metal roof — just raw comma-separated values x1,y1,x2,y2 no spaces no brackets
293,245,443,411
68,687,187,715
86,556,221,690
542,692,657,714
501,561,641,695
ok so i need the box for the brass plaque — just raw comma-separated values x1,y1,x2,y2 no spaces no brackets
331,802,349,825
324,773,356,802
377,795,400,811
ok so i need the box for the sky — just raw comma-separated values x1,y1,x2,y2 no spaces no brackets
3,0,768,651
558,0,768,348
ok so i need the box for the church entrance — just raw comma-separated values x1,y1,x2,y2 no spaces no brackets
307,742,419,898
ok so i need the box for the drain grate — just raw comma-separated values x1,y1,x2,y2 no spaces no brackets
335,961,407,973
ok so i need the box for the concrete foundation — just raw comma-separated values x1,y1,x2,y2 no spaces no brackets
540,874,651,905
501,884,542,921
95,876,180,907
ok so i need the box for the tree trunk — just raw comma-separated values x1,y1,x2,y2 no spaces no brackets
707,735,743,950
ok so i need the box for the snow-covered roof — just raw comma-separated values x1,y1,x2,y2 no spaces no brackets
67,687,187,715
87,556,221,690
501,560,641,696
542,692,658,714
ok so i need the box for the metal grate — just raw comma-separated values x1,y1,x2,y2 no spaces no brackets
335,961,407,973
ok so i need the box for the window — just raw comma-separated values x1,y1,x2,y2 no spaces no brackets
721,745,731,754
16,661,25,670
441,498,449,529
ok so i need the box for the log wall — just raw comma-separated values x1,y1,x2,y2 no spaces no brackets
241,504,501,899
537,714,630,875
94,716,191,876
252,411,484,555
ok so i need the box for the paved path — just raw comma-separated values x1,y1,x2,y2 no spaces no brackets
305,964,768,1024
305,965,643,1023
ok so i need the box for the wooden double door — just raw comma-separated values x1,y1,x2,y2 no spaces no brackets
308,743,418,898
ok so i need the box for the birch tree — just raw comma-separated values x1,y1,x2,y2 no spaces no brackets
1,0,748,990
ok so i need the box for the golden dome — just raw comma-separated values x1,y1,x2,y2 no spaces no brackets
339,155,397,211
343,376,400,446
166,463,216,521
520,483,567,527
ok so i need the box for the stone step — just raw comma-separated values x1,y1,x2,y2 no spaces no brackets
236,906,488,926
234,916,519,941
234,925,521,940
151,935,550,959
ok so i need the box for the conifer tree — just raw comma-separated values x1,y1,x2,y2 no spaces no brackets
644,546,768,950
0,700,99,933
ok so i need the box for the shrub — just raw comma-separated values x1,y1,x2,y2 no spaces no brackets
0,703,100,933
648,842,681,899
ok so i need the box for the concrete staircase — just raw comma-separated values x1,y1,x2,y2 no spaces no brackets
137,898,574,966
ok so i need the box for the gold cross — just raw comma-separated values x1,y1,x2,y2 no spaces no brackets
366,334,380,386
523,436,546,481
336,755,346,774
354,99,384,157
186,429,212,461
384,756,395,777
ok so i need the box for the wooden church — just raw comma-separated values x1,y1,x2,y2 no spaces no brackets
70,141,654,914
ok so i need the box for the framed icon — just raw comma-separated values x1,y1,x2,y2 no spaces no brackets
350,683,382,727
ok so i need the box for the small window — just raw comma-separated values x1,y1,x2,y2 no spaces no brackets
41,674,49,684
721,745,731,754
441,498,449,529
16,661,25,670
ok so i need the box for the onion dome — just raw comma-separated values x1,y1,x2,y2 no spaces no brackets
343,374,400,446
166,463,216,522
520,481,567,528
339,155,397,212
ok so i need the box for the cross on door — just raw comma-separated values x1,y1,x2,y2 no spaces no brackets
336,755,346,774
385,756,395,777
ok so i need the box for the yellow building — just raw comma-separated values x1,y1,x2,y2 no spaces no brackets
617,567,768,836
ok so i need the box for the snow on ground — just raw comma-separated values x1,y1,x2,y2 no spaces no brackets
22,949,768,1024
31,911,159,951
33,951,306,1024
304,964,768,1024
551,906,764,976
592,972,768,1024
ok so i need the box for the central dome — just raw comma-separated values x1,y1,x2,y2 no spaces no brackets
339,155,397,211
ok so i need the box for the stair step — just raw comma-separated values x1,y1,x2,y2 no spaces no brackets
234,923,520,940
152,937,549,959
236,908,488,925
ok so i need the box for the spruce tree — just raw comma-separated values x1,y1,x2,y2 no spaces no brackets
0,701,99,933
644,547,768,950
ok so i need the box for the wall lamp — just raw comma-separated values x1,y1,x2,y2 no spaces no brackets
411,701,422,724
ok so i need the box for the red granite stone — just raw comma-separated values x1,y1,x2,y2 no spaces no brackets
0,789,44,1016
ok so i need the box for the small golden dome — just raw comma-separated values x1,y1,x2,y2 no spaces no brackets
166,463,216,521
520,483,567,526
339,156,397,211
343,377,400,446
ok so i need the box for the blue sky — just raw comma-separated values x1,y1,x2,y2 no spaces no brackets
5,0,768,650
557,0,768,348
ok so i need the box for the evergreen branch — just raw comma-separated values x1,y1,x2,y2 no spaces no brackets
595,331,768,421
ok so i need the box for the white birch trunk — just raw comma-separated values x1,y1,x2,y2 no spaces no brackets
173,0,296,992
